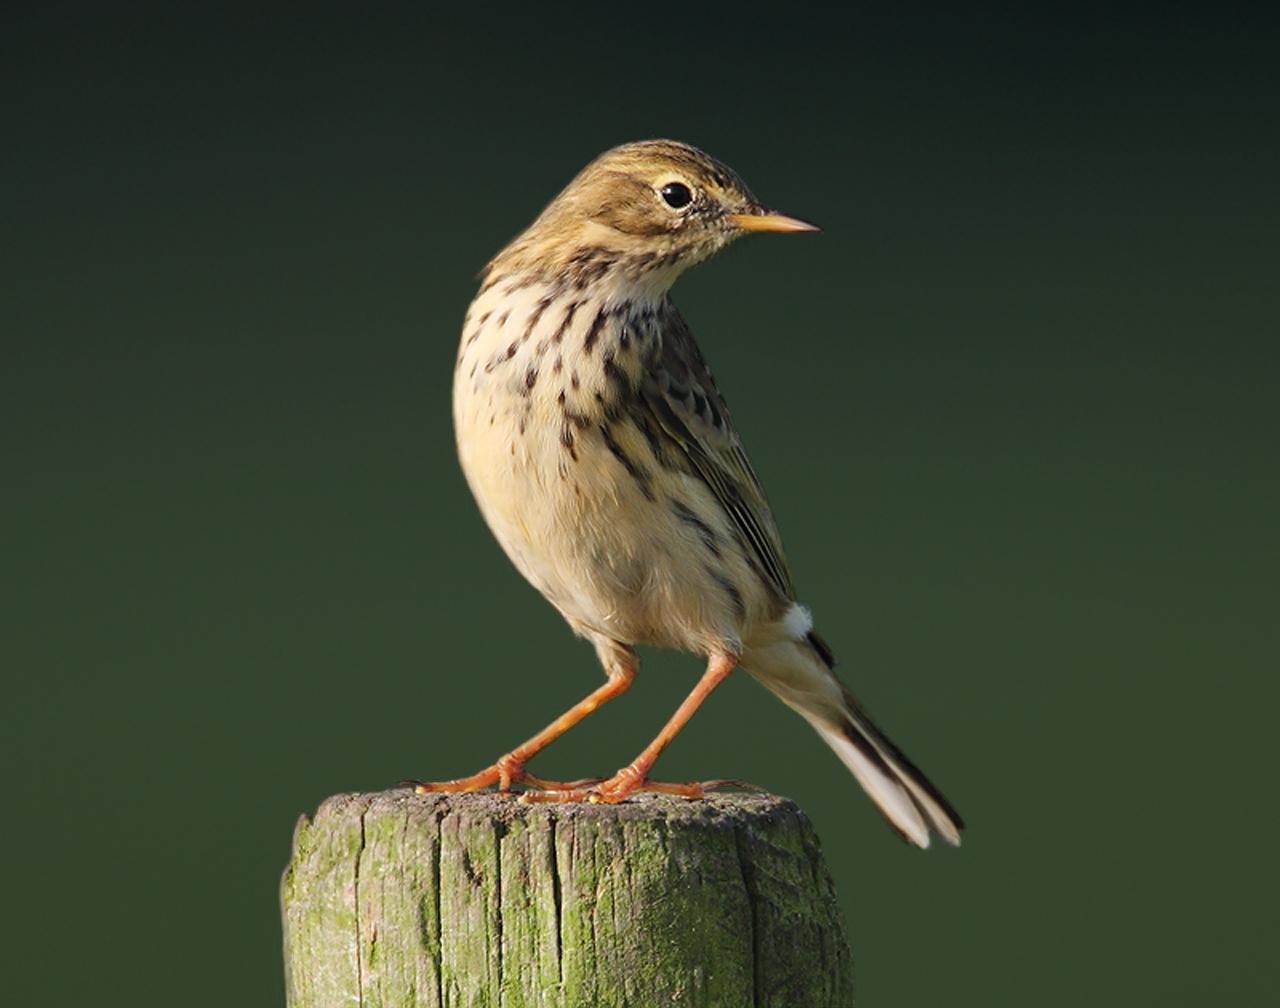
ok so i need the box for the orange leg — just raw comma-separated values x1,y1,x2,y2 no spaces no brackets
520,652,737,804
406,651,635,794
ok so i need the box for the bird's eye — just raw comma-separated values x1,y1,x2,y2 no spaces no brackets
659,182,693,209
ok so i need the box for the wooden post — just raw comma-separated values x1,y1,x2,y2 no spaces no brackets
282,790,853,1007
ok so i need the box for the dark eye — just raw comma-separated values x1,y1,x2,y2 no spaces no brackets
660,182,693,209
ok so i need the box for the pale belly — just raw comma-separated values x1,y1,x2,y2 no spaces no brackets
454,377,765,656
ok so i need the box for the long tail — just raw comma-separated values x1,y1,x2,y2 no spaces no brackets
744,630,964,849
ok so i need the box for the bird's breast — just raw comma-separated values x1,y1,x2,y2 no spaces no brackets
454,279,657,557
453,277,664,492
452,275,765,652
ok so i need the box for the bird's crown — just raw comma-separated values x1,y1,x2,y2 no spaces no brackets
485,139,816,291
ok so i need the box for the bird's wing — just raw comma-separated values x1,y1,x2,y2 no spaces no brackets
639,305,796,600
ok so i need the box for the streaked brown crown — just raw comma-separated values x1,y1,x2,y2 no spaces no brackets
486,140,772,283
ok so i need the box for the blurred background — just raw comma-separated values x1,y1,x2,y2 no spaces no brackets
5,4,1277,1005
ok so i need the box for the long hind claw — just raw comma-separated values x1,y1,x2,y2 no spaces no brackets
402,762,606,796
515,776,752,804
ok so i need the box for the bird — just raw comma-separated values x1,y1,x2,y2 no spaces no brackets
411,139,964,848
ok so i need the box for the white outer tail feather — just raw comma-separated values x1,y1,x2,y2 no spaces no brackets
809,717,933,848
744,635,963,849
881,743,964,847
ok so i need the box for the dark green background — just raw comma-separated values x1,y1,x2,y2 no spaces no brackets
6,5,1277,1005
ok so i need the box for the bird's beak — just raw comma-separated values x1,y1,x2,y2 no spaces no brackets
726,210,821,233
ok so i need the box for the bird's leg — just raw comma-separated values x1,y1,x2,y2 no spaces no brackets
520,652,738,804
406,649,635,795
592,652,737,803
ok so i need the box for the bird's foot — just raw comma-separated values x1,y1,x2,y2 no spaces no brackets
402,755,601,796
515,771,753,805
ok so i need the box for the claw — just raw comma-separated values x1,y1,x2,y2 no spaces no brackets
405,765,609,796
518,787,593,804
511,775,737,804
694,778,764,792
521,773,605,791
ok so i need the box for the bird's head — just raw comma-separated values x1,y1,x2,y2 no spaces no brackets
487,139,817,295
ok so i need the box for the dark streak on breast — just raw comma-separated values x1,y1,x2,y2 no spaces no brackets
560,425,578,461
583,307,609,355
559,389,590,430
521,296,552,344
601,351,630,395
552,301,581,345
483,340,519,375
672,500,721,558
600,423,655,501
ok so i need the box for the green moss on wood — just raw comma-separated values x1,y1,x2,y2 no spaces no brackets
282,791,853,1007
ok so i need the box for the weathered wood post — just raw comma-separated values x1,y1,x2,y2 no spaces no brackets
282,790,853,1007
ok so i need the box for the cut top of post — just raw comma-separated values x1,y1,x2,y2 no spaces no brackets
282,790,853,1008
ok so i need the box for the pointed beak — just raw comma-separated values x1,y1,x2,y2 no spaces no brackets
725,210,821,233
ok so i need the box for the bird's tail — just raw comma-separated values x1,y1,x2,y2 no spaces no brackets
743,633,964,849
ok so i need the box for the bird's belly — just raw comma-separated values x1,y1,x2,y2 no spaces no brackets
454,379,760,654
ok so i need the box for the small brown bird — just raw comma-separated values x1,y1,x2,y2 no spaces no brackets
413,140,963,847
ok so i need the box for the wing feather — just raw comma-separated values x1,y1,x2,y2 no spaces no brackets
640,305,796,600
